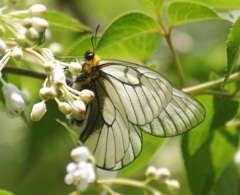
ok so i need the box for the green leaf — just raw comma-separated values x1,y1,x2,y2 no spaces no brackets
118,133,165,177
190,0,240,9
182,95,238,195
56,119,79,146
0,190,14,195
168,1,221,26
67,34,99,56
96,11,162,63
223,17,240,89
43,10,91,32
139,0,165,16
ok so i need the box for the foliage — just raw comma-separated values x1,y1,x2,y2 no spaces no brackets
1,0,240,195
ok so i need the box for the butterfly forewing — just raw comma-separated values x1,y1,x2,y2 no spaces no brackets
76,59,205,170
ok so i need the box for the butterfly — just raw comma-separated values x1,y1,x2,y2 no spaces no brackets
72,50,206,170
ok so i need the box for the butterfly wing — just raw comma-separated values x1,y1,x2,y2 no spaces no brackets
79,60,205,170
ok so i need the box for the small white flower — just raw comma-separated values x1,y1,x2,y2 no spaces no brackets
145,166,157,178
64,146,96,192
2,82,27,115
30,101,47,121
166,179,180,191
29,4,47,17
156,167,171,182
53,66,66,86
71,100,86,120
79,89,94,103
66,162,77,173
11,47,23,61
68,62,82,74
71,146,91,162
58,101,72,115
31,17,49,32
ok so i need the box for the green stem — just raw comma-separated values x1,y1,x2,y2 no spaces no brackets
165,30,185,89
158,19,185,89
183,72,240,95
98,178,161,195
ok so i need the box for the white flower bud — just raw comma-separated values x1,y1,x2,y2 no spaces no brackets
166,179,180,191
29,4,47,17
68,62,82,74
0,39,7,56
11,47,23,61
2,83,26,115
43,61,55,74
16,34,29,47
66,162,77,173
58,101,72,115
64,173,74,185
79,89,94,103
71,100,86,121
25,27,40,41
156,167,171,182
145,166,157,178
71,146,91,162
31,17,49,32
30,101,47,121
39,86,57,100
53,67,66,86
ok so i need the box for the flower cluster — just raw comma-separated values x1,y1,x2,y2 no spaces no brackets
145,166,180,192
0,1,94,121
64,146,96,191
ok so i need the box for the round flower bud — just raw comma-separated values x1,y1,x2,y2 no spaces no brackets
53,67,66,87
16,34,29,47
11,47,23,61
22,18,32,28
30,101,47,121
43,61,55,74
71,100,86,121
79,89,94,103
58,101,72,115
29,4,47,17
2,83,26,115
64,173,74,185
71,146,91,162
66,162,77,173
145,166,157,178
166,179,180,191
156,167,171,182
31,17,49,32
0,25,5,36
39,86,57,100
25,27,40,41
68,62,82,74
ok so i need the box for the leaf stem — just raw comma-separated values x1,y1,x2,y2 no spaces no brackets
183,72,240,95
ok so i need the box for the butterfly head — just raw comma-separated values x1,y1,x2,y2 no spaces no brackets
84,50,101,74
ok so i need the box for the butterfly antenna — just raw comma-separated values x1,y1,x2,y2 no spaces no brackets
91,24,100,53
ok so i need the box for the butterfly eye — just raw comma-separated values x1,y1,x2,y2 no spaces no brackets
84,51,95,61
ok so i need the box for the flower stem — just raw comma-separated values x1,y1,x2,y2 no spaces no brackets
98,178,161,195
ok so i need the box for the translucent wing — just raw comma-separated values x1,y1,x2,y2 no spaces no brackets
140,88,205,136
79,60,205,170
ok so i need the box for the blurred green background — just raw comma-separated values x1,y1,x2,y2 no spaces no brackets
0,0,232,195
